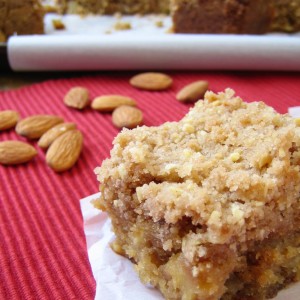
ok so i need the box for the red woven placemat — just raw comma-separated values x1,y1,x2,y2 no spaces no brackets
0,72,300,299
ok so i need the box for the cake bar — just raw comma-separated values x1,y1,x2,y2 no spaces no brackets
171,0,300,34
95,89,300,299
0,0,44,42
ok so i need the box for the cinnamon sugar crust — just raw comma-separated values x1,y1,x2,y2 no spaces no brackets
95,89,300,299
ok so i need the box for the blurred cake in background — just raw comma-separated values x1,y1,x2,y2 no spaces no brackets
55,0,170,14
1,0,300,42
0,0,44,42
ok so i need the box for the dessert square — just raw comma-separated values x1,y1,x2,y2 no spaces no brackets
0,0,44,41
95,89,300,299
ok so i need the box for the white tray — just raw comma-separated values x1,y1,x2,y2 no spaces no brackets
7,14,300,71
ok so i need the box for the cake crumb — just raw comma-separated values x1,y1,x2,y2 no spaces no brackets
113,21,132,31
52,19,65,30
155,20,164,28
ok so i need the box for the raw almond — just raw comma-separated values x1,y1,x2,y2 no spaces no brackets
112,105,143,129
46,129,83,172
38,122,77,149
0,110,20,131
91,95,136,112
130,72,173,91
176,80,209,102
16,115,64,139
0,141,37,165
64,87,90,110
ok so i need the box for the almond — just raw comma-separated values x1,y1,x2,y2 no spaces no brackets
112,105,143,129
130,72,173,91
176,80,209,102
0,110,20,131
0,141,37,165
64,87,90,110
46,129,83,172
91,95,136,112
38,122,77,149
16,115,64,139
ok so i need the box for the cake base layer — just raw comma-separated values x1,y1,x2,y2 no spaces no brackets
101,192,300,300
222,232,300,300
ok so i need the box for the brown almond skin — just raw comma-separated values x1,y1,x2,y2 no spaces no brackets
0,141,37,165
16,115,64,139
64,87,90,110
130,72,173,91
38,122,77,149
0,110,20,131
112,105,143,129
176,80,209,102
46,129,83,172
91,95,136,112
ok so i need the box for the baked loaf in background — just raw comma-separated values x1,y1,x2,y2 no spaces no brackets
0,0,44,42
55,0,170,14
1,1,299,41
171,0,300,33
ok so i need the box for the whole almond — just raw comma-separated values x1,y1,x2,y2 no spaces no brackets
46,129,83,172
38,122,77,149
91,95,136,112
112,105,143,129
130,72,173,91
176,80,209,102
64,87,90,110
0,141,37,165
16,115,64,139
0,110,20,131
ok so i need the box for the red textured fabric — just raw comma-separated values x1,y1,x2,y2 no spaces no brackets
0,72,300,299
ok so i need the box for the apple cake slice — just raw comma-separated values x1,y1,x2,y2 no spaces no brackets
0,0,44,42
95,89,300,300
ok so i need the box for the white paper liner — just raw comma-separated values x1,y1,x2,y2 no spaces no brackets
81,193,300,300
288,107,300,118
